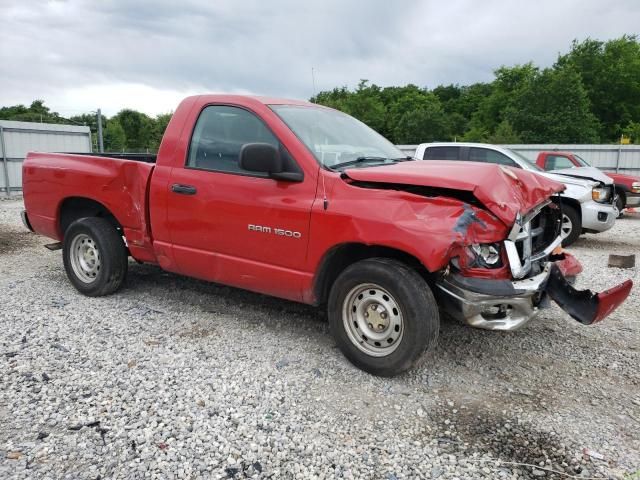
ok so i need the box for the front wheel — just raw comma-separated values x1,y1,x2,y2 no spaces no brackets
615,195,625,218
560,205,581,247
63,217,128,296
328,258,439,376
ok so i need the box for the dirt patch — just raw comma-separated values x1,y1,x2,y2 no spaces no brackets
430,402,604,478
0,224,38,255
177,322,217,339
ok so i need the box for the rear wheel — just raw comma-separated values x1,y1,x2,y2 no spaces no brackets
328,258,439,376
560,205,581,247
63,217,128,296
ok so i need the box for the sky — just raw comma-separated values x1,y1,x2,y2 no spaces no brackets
1,0,639,117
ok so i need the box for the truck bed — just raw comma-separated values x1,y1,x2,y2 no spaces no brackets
22,152,156,262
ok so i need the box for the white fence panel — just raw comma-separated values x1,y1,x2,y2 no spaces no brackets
0,120,92,196
398,144,640,175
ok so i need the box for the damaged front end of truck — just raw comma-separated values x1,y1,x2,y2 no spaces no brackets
341,161,632,331
435,193,632,331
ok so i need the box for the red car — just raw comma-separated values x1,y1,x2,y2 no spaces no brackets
535,151,640,214
21,95,632,376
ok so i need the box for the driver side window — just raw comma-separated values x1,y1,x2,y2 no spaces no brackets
187,105,279,176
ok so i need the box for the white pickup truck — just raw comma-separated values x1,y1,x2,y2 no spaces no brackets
415,143,617,246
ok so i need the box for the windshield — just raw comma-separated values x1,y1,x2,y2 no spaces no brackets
573,154,591,167
270,105,406,169
507,149,544,172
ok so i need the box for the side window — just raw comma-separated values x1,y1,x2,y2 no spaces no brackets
187,105,279,175
423,146,461,160
469,148,516,167
545,155,574,170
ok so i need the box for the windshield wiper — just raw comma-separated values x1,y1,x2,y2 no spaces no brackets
330,156,413,170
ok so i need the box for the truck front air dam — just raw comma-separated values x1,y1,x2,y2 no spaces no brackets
545,263,633,325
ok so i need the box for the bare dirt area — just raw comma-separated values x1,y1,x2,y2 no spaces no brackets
1,198,638,479
0,223,38,255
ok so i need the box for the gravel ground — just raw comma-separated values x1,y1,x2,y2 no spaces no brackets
1,197,638,480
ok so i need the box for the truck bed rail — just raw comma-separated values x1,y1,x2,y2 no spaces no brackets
64,152,157,163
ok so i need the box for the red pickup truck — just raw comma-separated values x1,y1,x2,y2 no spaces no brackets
21,95,632,376
535,151,640,214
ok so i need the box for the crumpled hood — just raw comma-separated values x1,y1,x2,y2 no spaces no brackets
546,166,613,185
343,161,565,226
541,171,597,188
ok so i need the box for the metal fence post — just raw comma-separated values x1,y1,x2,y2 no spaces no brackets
615,136,622,173
0,126,11,198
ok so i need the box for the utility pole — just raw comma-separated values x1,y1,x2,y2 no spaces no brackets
311,67,317,98
96,108,104,153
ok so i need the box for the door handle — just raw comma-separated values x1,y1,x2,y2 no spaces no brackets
171,184,197,195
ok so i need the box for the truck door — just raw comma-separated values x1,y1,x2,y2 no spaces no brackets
165,105,315,301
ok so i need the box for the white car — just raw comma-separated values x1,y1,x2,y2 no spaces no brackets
415,143,617,246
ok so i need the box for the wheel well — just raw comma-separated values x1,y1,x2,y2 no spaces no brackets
556,197,581,220
59,197,121,237
615,187,626,203
314,244,432,305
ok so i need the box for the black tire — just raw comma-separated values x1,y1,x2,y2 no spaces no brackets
615,194,625,218
560,204,581,247
63,217,128,296
327,258,439,376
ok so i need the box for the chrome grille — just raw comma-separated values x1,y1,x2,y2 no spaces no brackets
504,201,562,279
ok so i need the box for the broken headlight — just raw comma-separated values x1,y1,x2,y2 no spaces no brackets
469,243,502,268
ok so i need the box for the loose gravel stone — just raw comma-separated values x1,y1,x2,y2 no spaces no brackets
1,198,638,479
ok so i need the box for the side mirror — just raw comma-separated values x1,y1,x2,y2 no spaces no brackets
239,143,283,174
239,143,304,182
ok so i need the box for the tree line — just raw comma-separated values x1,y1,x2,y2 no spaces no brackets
1,35,639,151
312,35,640,145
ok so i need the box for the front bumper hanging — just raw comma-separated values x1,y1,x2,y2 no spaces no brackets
437,253,633,331
545,263,633,325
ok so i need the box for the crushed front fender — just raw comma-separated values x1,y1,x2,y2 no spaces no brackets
546,263,633,325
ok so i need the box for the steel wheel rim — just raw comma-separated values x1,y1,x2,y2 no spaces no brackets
342,283,404,357
614,198,622,217
69,234,101,283
560,214,573,239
